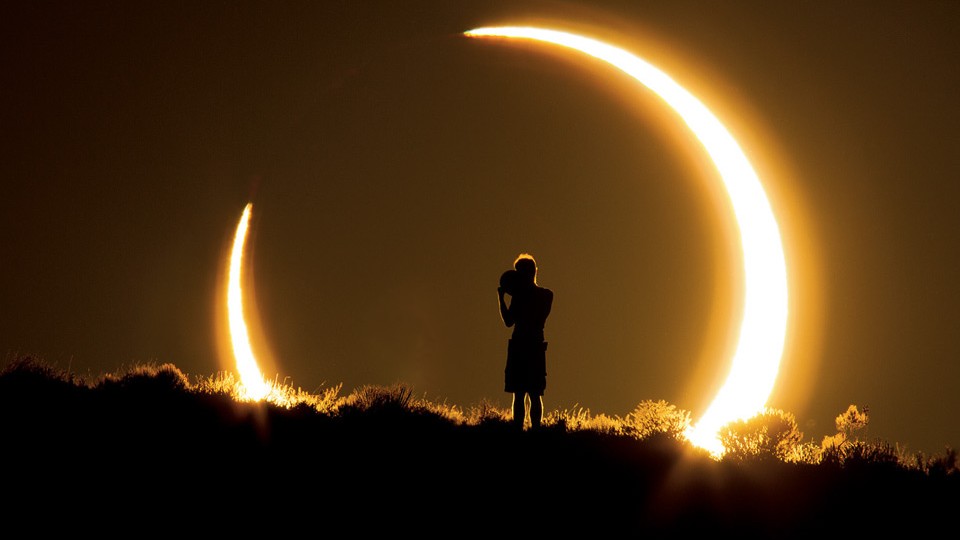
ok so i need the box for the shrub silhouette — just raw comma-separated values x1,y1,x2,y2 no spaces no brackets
821,404,876,465
0,355,80,390
342,383,416,412
833,439,901,469
96,362,191,393
622,399,691,440
719,408,804,462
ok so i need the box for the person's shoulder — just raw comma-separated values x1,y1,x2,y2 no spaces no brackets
538,286,554,298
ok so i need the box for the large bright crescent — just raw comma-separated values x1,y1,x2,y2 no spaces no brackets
465,27,788,454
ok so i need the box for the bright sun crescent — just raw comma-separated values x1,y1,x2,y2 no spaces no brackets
465,26,789,454
228,203,270,401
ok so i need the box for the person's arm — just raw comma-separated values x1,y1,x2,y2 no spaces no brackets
498,287,514,327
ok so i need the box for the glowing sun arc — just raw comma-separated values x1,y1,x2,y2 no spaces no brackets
228,203,271,401
465,26,789,454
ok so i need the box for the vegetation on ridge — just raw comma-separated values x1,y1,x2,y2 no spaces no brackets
2,354,958,535
2,354,956,472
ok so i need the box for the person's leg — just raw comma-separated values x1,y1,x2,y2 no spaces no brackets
530,394,543,430
512,392,525,430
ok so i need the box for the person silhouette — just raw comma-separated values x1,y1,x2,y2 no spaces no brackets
498,254,553,431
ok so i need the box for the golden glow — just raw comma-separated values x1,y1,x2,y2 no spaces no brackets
466,27,789,455
228,203,271,401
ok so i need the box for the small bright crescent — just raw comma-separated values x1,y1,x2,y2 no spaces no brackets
228,203,270,401
465,26,788,454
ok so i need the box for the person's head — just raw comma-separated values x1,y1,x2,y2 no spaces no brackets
499,269,518,295
513,253,537,286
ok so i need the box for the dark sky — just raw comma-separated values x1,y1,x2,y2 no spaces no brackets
3,1,959,456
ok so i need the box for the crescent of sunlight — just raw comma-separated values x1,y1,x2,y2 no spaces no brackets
465,26,789,455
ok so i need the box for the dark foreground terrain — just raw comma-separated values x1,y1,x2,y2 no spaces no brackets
2,359,957,537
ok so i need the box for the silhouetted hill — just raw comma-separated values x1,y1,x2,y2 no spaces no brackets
1,358,957,537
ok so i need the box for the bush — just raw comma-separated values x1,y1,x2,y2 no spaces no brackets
96,363,191,393
719,408,804,462
821,404,872,464
342,383,415,413
0,355,81,388
621,399,691,440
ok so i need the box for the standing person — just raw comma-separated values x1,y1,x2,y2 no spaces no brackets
498,254,553,431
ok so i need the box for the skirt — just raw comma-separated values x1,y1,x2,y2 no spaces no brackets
504,338,547,395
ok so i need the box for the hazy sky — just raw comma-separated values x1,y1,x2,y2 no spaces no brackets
3,1,959,456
